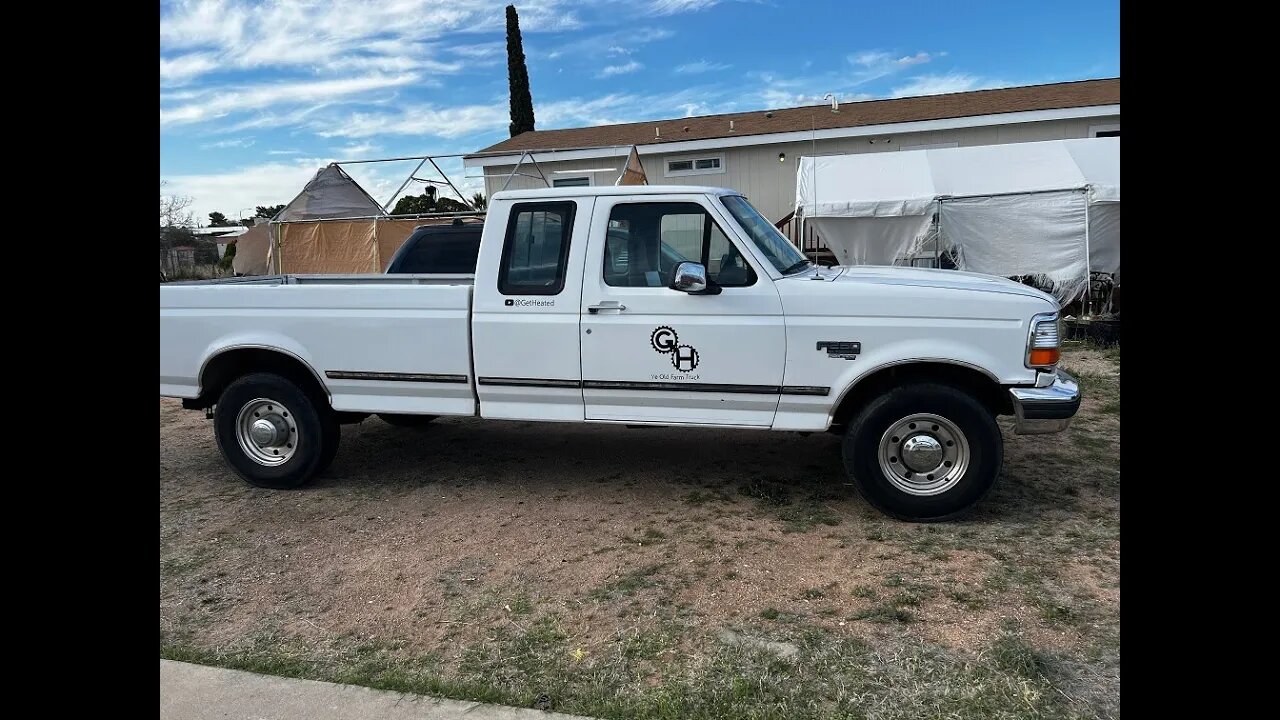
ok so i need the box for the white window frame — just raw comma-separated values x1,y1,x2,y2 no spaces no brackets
663,153,726,178
1089,123,1120,137
899,141,958,152
551,175,593,188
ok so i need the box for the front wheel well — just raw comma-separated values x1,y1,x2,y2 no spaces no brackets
830,362,1011,429
191,348,329,409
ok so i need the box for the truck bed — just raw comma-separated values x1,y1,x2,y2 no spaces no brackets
160,274,477,416
165,273,475,286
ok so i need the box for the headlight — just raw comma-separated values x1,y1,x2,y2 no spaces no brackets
1026,312,1060,369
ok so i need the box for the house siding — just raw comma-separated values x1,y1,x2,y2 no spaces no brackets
482,115,1118,222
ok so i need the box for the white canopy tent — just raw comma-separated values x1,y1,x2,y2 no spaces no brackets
795,137,1119,305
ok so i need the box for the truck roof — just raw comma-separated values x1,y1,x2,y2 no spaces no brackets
490,185,742,201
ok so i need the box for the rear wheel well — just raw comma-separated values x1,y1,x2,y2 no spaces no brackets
190,349,329,410
830,362,1010,430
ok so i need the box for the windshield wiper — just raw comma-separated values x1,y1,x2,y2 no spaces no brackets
780,259,812,275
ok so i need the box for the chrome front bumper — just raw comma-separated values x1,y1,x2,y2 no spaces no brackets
1008,369,1081,435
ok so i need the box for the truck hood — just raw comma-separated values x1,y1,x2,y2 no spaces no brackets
803,265,1056,303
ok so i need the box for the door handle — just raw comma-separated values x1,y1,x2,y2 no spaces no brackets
587,302,627,314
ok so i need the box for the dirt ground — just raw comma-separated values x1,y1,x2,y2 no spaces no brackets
161,346,1119,719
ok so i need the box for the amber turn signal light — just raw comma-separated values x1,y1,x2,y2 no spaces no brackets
1028,348,1059,367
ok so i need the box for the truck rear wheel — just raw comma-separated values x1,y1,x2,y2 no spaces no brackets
843,382,1002,522
214,372,340,489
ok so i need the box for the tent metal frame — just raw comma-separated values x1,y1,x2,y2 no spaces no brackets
265,145,642,273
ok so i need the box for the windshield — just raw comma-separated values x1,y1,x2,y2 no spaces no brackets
720,195,810,275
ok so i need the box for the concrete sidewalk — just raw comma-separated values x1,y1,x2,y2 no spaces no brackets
160,660,595,720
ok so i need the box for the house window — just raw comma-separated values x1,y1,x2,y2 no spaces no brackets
1089,123,1120,138
664,153,726,178
552,176,591,187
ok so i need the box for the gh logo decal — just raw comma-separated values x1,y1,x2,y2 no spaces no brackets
650,326,700,372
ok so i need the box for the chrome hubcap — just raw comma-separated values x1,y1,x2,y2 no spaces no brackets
901,434,944,472
877,413,969,496
235,398,298,466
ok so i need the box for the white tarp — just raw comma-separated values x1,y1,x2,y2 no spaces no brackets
942,192,1089,304
811,215,934,266
794,137,1119,305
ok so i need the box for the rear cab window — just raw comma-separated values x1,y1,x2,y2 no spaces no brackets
499,202,576,295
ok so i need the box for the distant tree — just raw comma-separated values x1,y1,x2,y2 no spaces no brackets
255,204,286,219
435,197,471,213
470,192,487,210
207,211,235,227
391,186,472,215
159,181,195,229
391,193,433,215
505,4,536,136
218,241,238,270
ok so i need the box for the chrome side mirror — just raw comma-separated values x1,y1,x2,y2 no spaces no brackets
670,262,708,293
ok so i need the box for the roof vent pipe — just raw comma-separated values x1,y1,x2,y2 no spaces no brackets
655,127,660,137
824,93,839,113
730,120,735,132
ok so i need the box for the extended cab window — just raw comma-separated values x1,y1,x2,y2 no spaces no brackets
499,202,576,295
603,202,755,288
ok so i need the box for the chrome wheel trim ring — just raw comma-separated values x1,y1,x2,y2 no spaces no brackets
877,412,970,496
235,398,298,466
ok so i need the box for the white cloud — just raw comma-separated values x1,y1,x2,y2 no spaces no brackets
160,73,418,127
758,88,872,108
894,51,936,67
648,0,721,15
202,138,255,149
267,149,303,155
542,27,672,63
334,141,381,157
849,49,941,72
675,59,731,74
158,1,584,89
891,73,1004,98
851,50,892,67
318,103,509,139
597,61,643,78
160,53,220,84
165,159,328,223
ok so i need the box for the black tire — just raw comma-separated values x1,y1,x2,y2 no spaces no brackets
378,413,438,428
843,382,1002,522
214,372,339,489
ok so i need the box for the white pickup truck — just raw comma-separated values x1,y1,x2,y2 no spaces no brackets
160,186,1079,521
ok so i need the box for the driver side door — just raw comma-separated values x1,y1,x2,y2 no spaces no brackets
579,194,787,427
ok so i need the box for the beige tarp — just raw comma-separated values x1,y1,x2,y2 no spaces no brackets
615,146,648,186
269,217,479,274
279,221,379,274
231,224,272,275
375,219,426,271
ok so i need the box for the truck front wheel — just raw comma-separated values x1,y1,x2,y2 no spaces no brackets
843,383,1002,522
214,372,340,489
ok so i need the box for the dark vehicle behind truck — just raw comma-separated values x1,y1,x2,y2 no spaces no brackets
384,220,484,274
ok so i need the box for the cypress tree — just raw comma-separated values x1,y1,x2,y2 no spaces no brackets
506,4,536,137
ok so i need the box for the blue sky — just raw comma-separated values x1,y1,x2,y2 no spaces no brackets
160,0,1119,223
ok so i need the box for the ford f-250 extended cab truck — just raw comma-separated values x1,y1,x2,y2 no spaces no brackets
160,186,1080,521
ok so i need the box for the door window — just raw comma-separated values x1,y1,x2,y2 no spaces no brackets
602,202,755,288
499,202,576,295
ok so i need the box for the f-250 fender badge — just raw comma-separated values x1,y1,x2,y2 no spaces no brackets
651,326,700,372
816,341,861,360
